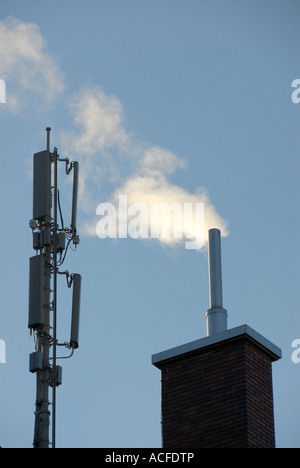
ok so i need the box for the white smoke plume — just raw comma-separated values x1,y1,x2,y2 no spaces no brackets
61,87,229,250
0,17,65,112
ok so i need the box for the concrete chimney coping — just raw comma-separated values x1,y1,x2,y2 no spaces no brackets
152,324,282,368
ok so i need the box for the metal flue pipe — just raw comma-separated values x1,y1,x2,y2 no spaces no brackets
206,229,228,336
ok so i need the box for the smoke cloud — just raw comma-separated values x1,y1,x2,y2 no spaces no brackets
61,87,229,250
0,17,65,112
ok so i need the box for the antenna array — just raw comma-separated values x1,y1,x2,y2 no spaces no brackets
28,128,82,448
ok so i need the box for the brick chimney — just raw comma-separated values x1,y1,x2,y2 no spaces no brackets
152,230,281,448
152,325,281,448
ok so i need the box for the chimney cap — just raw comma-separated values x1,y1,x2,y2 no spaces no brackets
152,324,282,368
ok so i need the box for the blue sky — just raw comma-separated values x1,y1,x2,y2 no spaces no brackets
0,0,299,448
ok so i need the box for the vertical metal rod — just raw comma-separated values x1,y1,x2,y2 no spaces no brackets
46,127,51,153
39,246,51,447
71,161,79,235
206,229,228,336
208,229,223,309
38,128,52,448
52,146,58,449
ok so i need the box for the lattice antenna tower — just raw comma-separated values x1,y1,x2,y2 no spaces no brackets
28,128,82,449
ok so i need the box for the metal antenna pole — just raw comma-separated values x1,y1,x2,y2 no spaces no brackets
29,127,82,448
46,127,51,153
52,144,58,449
38,127,52,448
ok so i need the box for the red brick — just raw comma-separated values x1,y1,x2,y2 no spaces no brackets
155,335,278,448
